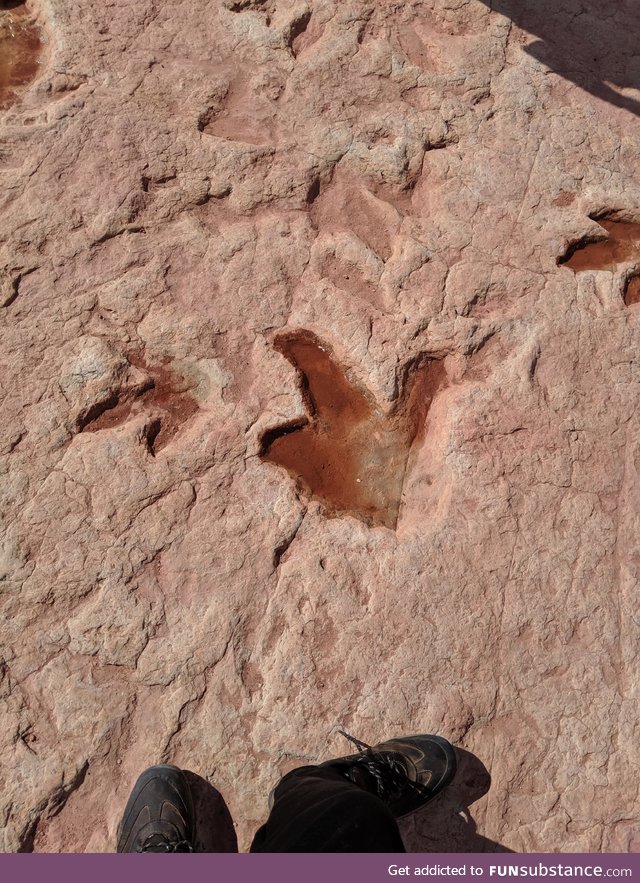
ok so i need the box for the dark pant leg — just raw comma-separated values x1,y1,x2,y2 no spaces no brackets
250,764,406,853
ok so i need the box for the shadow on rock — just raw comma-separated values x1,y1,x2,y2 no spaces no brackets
478,0,640,116
399,748,513,853
183,771,238,853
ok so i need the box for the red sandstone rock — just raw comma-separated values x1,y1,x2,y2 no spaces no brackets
0,0,639,855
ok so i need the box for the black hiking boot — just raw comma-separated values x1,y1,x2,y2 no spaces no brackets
117,764,195,853
324,730,457,818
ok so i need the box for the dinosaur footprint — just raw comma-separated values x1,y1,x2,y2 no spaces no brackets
0,2,42,109
559,215,640,306
260,330,446,529
78,354,199,454
559,216,640,272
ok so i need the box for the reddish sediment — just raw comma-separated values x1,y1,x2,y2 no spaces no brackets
0,2,42,109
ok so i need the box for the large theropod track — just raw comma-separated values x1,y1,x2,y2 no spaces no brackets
260,331,446,529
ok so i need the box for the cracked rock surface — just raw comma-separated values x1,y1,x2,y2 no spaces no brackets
1,0,639,853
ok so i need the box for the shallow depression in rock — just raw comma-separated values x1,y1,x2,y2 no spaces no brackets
561,218,640,271
0,1,42,109
79,355,199,454
260,331,446,529
624,275,640,306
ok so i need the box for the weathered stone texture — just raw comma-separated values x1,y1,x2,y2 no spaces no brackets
1,0,639,853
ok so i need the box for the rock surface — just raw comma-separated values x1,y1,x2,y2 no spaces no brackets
1,0,640,854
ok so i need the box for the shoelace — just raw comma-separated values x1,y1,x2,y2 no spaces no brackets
338,729,432,802
138,834,194,853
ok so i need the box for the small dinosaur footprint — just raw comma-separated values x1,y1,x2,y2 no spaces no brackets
78,354,198,454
